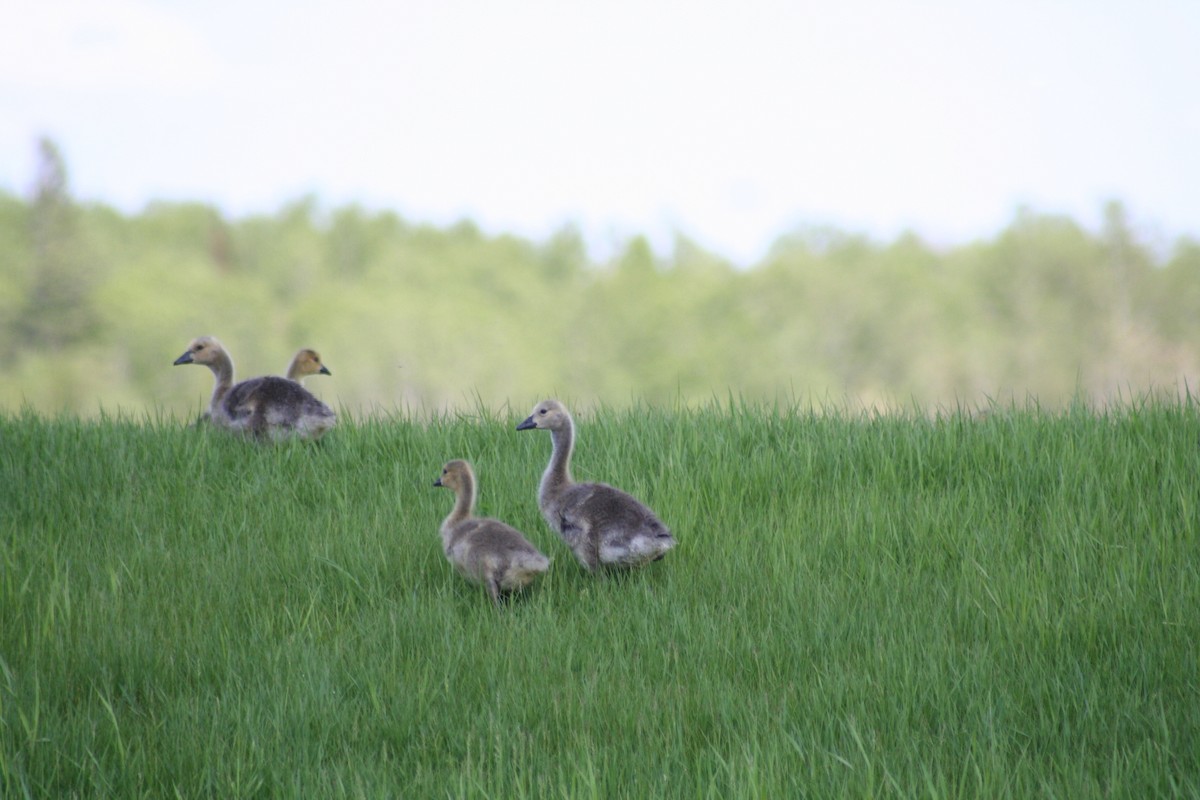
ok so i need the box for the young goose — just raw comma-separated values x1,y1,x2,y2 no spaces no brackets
516,399,676,570
433,459,551,606
285,348,332,384
173,336,337,440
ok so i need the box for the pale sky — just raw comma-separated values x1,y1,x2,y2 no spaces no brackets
2,0,1198,264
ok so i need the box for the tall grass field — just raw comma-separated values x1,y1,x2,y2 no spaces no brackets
2,399,1198,798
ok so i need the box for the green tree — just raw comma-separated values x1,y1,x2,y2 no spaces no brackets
0,192,31,361
968,208,1107,400
13,137,100,353
1152,239,1200,342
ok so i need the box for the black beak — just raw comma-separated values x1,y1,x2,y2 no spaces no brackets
319,365,332,376
516,416,536,431
433,478,443,487
173,351,194,366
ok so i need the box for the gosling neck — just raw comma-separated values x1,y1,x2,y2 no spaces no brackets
441,474,476,542
540,417,576,501
207,351,235,413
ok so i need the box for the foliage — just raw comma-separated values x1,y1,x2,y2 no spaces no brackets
6,139,100,356
0,141,1197,416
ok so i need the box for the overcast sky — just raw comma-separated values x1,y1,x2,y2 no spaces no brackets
2,0,1197,264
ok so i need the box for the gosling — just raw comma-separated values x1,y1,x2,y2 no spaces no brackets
173,336,336,440
434,459,551,606
516,399,676,570
286,348,332,384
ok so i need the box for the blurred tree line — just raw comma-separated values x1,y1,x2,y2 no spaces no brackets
2,137,1198,416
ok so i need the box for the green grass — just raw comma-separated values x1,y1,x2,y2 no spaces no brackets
1,398,1198,798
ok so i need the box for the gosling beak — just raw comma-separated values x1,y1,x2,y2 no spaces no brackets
319,365,332,376
433,478,444,487
516,415,536,431
173,351,194,365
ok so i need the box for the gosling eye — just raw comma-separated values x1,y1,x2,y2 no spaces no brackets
539,408,547,416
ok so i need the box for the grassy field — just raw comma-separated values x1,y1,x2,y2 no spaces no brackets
1,398,1198,798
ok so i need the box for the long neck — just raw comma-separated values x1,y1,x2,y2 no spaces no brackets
207,351,234,412
441,476,476,543
540,417,575,501
285,355,303,382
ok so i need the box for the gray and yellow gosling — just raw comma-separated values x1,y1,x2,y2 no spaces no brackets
434,459,550,606
516,399,675,570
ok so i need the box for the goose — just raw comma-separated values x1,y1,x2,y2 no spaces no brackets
433,459,551,606
285,348,332,384
173,336,336,440
516,399,676,570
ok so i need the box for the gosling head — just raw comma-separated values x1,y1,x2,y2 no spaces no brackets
291,348,332,379
433,459,473,492
516,399,571,432
173,336,224,367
